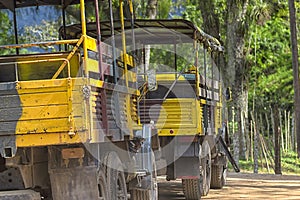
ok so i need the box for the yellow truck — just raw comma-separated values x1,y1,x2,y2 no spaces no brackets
102,19,239,199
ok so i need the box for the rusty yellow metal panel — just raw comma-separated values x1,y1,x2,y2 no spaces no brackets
214,106,222,134
17,105,69,120
18,92,68,106
156,74,188,81
16,118,85,135
158,128,200,136
86,58,99,73
16,132,89,147
200,99,206,104
86,36,97,52
197,100,203,135
89,79,104,88
124,54,134,67
17,79,68,91
156,98,198,129
11,78,87,147
127,70,137,83
16,52,80,80
143,98,206,136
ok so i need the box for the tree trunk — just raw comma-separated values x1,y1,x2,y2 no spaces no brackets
292,112,295,151
144,0,158,71
226,0,249,165
265,111,270,139
288,111,291,151
274,105,282,175
270,105,275,145
251,111,259,173
233,108,240,165
146,0,157,19
284,110,288,151
244,110,250,161
199,0,249,166
279,109,284,151
240,101,248,160
250,120,253,161
198,0,221,40
288,0,300,158
198,0,227,82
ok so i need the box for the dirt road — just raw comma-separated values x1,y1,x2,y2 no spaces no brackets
158,172,300,200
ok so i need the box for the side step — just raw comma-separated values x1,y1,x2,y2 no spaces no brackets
0,190,41,200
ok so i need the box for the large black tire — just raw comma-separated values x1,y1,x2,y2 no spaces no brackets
210,164,226,189
201,141,211,196
98,167,109,200
131,188,153,200
182,179,202,200
104,152,128,200
182,143,203,200
131,152,158,200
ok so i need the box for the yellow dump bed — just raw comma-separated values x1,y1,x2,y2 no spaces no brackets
0,52,90,148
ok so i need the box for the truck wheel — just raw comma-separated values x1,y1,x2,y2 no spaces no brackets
104,152,128,200
182,179,202,200
210,165,226,189
98,167,108,200
131,152,158,200
201,141,211,196
182,143,203,200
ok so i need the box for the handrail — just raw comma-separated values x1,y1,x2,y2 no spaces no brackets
0,39,79,50
0,37,82,80
52,35,84,79
162,71,184,100
119,0,129,87
0,58,70,81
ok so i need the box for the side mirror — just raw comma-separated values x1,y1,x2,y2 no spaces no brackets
147,69,157,91
225,87,232,101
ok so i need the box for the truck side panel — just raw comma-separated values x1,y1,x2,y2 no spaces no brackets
140,98,202,136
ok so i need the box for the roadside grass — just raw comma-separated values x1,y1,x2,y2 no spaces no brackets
227,150,300,175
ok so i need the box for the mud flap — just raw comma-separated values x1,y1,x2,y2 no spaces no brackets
216,134,240,172
49,166,99,200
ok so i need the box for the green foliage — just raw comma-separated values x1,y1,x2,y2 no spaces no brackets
249,2,271,26
281,151,300,174
158,0,172,19
0,11,15,55
21,20,59,42
149,44,175,71
181,4,202,26
19,20,60,53
247,1,294,108
229,151,300,175
134,0,171,19
133,0,147,18
148,43,206,73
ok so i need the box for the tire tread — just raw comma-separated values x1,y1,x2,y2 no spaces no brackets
182,179,202,200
